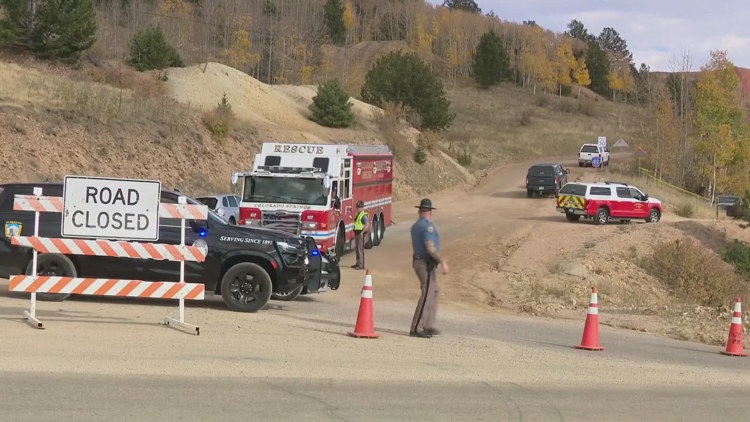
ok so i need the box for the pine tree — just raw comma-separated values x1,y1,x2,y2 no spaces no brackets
585,40,611,97
443,0,481,13
361,51,455,131
128,26,184,71
323,0,346,45
309,79,354,128
0,0,96,62
472,29,511,89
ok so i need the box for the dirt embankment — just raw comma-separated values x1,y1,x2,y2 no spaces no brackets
0,59,474,198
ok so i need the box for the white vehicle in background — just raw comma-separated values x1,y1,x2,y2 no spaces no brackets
578,143,610,167
196,194,241,225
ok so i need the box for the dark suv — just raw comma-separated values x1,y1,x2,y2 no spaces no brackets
525,163,569,197
0,182,339,313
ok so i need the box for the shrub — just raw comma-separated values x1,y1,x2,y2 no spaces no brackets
309,79,354,128
413,145,427,164
721,240,750,278
457,150,472,166
202,93,235,139
641,237,746,306
674,202,695,218
418,130,441,152
128,26,184,71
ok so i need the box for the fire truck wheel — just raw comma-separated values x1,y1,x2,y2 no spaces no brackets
335,225,346,258
371,216,380,246
378,217,385,243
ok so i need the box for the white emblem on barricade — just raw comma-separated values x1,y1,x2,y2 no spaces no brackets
8,177,209,335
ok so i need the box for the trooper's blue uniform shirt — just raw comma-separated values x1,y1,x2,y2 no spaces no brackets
411,216,440,256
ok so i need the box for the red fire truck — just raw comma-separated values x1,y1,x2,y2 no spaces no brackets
232,142,394,258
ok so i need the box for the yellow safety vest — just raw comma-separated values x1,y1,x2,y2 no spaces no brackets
354,211,367,231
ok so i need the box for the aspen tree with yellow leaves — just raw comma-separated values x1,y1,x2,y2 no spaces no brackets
646,87,680,181
553,35,576,96
571,57,591,102
158,0,193,52
694,50,750,202
222,27,260,75
343,0,355,44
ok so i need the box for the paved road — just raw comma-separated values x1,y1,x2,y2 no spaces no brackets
1,371,748,421
1,158,749,421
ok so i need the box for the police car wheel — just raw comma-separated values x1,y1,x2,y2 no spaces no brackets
271,285,303,301
25,253,75,302
220,262,273,312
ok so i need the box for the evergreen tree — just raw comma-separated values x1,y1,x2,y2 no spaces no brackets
443,0,481,13
0,0,33,45
472,29,511,88
361,51,455,131
29,0,97,61
0,0,96,62
565,19,594,43
128,26,184,71
309,79,354,128
323,0,345,45
585,40,611,96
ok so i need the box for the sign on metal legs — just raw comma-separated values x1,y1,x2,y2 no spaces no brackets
62,176,161,241
9,176,208,335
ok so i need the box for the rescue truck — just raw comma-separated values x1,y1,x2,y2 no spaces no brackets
231,142,394,258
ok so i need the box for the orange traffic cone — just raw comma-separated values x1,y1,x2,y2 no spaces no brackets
575,287,604,351
347,269,379,338
720,297,747,357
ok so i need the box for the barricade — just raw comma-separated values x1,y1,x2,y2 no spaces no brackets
7,186,208,335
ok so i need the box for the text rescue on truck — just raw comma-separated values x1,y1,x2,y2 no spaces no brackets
231,142,394,258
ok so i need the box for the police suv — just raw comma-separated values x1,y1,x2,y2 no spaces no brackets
0,182,340,313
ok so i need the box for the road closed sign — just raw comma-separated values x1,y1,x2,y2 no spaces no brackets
62,176,161,241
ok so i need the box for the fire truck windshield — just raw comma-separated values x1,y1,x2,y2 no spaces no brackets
242,176,328,206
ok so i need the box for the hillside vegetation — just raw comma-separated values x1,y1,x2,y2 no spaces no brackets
0,50,645,199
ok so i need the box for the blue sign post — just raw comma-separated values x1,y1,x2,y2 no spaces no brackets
592,156,601,168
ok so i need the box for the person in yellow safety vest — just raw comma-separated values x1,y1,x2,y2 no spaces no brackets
351,200,370,270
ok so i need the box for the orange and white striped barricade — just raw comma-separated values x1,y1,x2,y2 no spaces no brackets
8,188,208,335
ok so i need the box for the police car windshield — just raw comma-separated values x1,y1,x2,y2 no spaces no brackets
243,176,327,206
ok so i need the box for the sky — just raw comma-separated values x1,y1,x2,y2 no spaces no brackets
428,1,750,71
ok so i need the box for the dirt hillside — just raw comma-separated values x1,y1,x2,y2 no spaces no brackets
0,58,474,198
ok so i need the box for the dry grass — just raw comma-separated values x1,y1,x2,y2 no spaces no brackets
641,236,749,306
442,82,645,171
0,60,188,124
597,171,717,220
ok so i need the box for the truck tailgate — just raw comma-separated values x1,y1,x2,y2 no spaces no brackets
557,194,586,210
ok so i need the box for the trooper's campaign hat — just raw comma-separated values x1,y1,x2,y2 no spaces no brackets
415,198,436,210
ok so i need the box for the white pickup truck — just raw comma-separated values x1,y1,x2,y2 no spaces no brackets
578,143,610,167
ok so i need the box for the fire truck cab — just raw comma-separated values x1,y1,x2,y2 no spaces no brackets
232,142,394,258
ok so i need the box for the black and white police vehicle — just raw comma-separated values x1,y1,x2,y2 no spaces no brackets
0,182,340,313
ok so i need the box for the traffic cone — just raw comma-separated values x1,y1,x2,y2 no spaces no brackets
347,269,379,338
720,297,747,357
575,287,605,351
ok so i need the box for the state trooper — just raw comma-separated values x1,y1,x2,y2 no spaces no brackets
410,198,448,338
351,200,370,270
